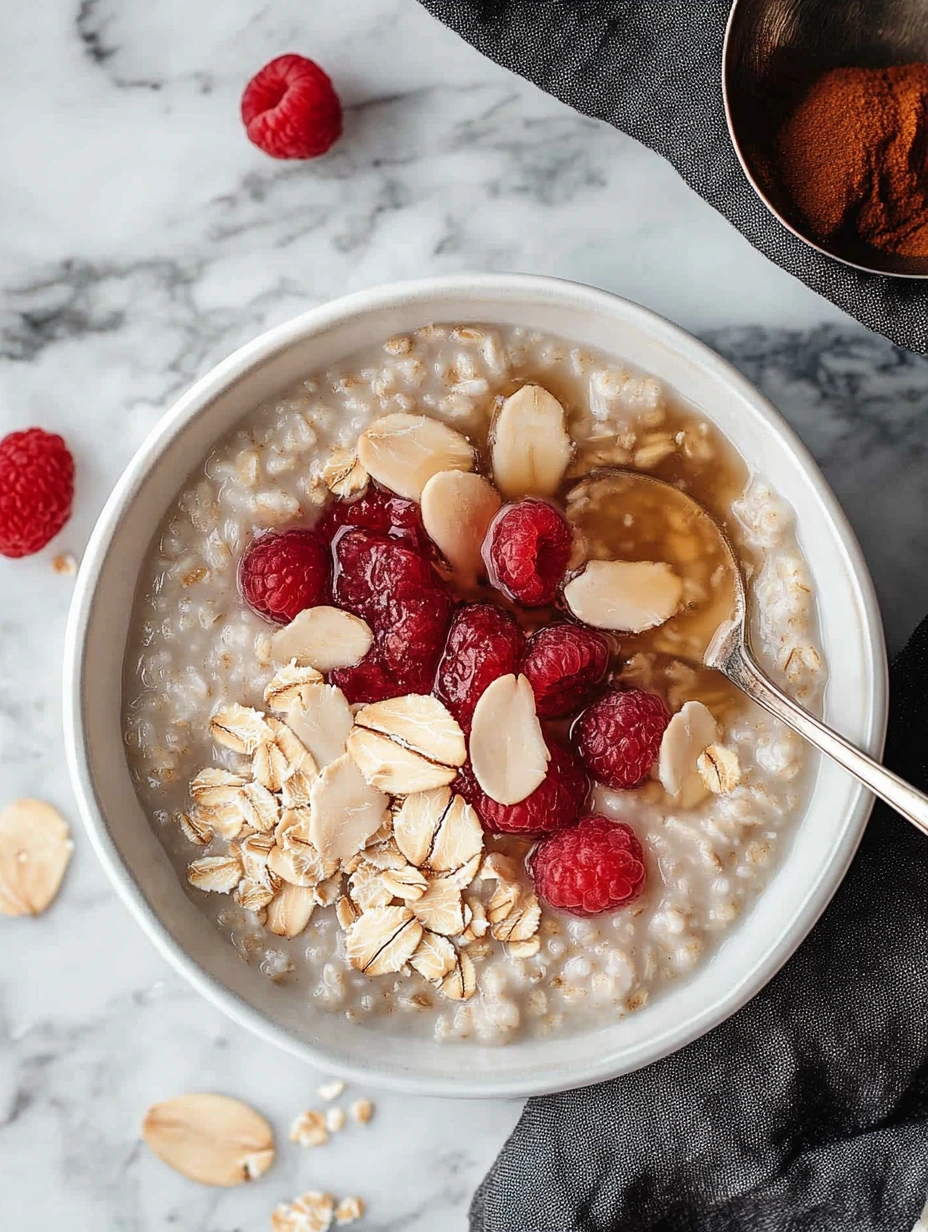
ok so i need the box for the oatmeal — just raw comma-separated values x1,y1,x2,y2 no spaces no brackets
123,323,824,1045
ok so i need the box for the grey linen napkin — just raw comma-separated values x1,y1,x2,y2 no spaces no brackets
417,0,928,355
466,616,928,1232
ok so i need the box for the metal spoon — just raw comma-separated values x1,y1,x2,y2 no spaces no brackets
597,471,928,834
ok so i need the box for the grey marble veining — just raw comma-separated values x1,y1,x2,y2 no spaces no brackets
1,1,926,1229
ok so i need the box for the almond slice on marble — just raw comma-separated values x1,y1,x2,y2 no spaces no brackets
264,663,325,713
0,799,73,917
187,854,243,894
266,882,316,938
357,412,474,501
410,877,465,936
420,470,501,585
345,904,423,975
287,684,354,769
490,384,573,499
322,447,369,498
439,950,477,1001
393,788,482,873
410,930,458,982
309,753,389,862
142,1093,274,1187
469,674,549,805
272,1192,335,1232
347,695,466,795
209,704,273,755
271,607,373,673
563,559,683,633
659,700,719,808
697,743,741,794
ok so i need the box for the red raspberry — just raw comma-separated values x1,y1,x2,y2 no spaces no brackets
239,528,331,624
318,485,431,556
0,429,74,559
470,739,589,836
573,687,670,790
435,603,526,731
532,815,646,916
482,499,573,607
330,653,399,705
520,623,610,718
241,54,342,160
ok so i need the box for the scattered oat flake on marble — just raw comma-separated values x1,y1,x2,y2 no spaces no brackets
52,552,77,575
317,1079,345,1102
142,1092,274,1187
272,1190,335,1232
264,663,325,712
334,1196,365,1225
345,905,423,975
350,1098,374,1125
289,1109,329,1148
0,799,73,917
325,1106,346,1133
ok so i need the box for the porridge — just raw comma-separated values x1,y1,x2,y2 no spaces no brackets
123,323,824,1046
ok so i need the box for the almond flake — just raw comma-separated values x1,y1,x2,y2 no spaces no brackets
268,839,337,889
357,412,473,500
334,1196,365,1225
490,892,541,942
697,743,741,794
410,931,458,982
490,384,573,499
209,703,272,754
345,904,423,976
470,674,549,805
325,1106,346,1133
238,781,280,834
271,607,373,673
508,936,541,958
563,559,683,633
350,1098,374,1124
142,1093,274,1186
410,876,464,936
322,447,369,498
187,854,243,894
177,810,213,846
272,1192,334,1232
440,950,477,1001
0,799,73,917
348,694,466,795
348,861,393,911
289,1110,329,1148
317,1080,346,1102
659,700,719,808
381,864,429,901
309,754,389,862
336,896,359,929
266,882,316,937
287,684,354,769
264,663,325,712
420,470,501,585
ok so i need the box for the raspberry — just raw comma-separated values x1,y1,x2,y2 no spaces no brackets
239,528,331,624
470,739,588,836
330,654,400,705
482,499,573,607
520,622,610,718
241,55,342,160
435,603,526,730
573,687,670,790
0,429,74,559
532,815,646,917
318,485,431,556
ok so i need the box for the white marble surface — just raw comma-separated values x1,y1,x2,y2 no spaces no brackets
4,2,928,1229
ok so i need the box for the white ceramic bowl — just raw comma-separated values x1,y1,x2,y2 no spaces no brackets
63,274,886,1098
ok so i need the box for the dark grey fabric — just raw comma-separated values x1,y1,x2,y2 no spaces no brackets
466,616,928,1231
416,0,928,354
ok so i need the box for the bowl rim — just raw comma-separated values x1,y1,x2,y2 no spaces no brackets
721,0,928,281
63,272,888,1098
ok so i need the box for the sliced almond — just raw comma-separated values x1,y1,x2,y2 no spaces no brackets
659,700,719,808
410,931,458,982
264,663,325,712
357,412,473,501
209,704,272,755
348,695,465,795
420,470,501,584
490,384,573,499
177,810,213,846
697,743,741,794
271,608,373,673
410,877,464,936
187,854,243,894
345,904,423,975
287,684,354,769
266,882,316,937
0,799,72,917
469,674,549,805
440,950,477,1001
142,1093,274,1186
309,753,389,862
381,864,429,901
564,559,683,633
322,447,369,498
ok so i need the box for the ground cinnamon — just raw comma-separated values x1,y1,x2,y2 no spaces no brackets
777,63,928,258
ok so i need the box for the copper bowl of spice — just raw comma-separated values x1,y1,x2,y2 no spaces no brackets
723,0,928,277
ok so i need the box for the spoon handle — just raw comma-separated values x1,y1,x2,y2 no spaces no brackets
721,642,928,837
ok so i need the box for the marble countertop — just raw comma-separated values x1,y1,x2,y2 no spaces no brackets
3,1,928,1228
